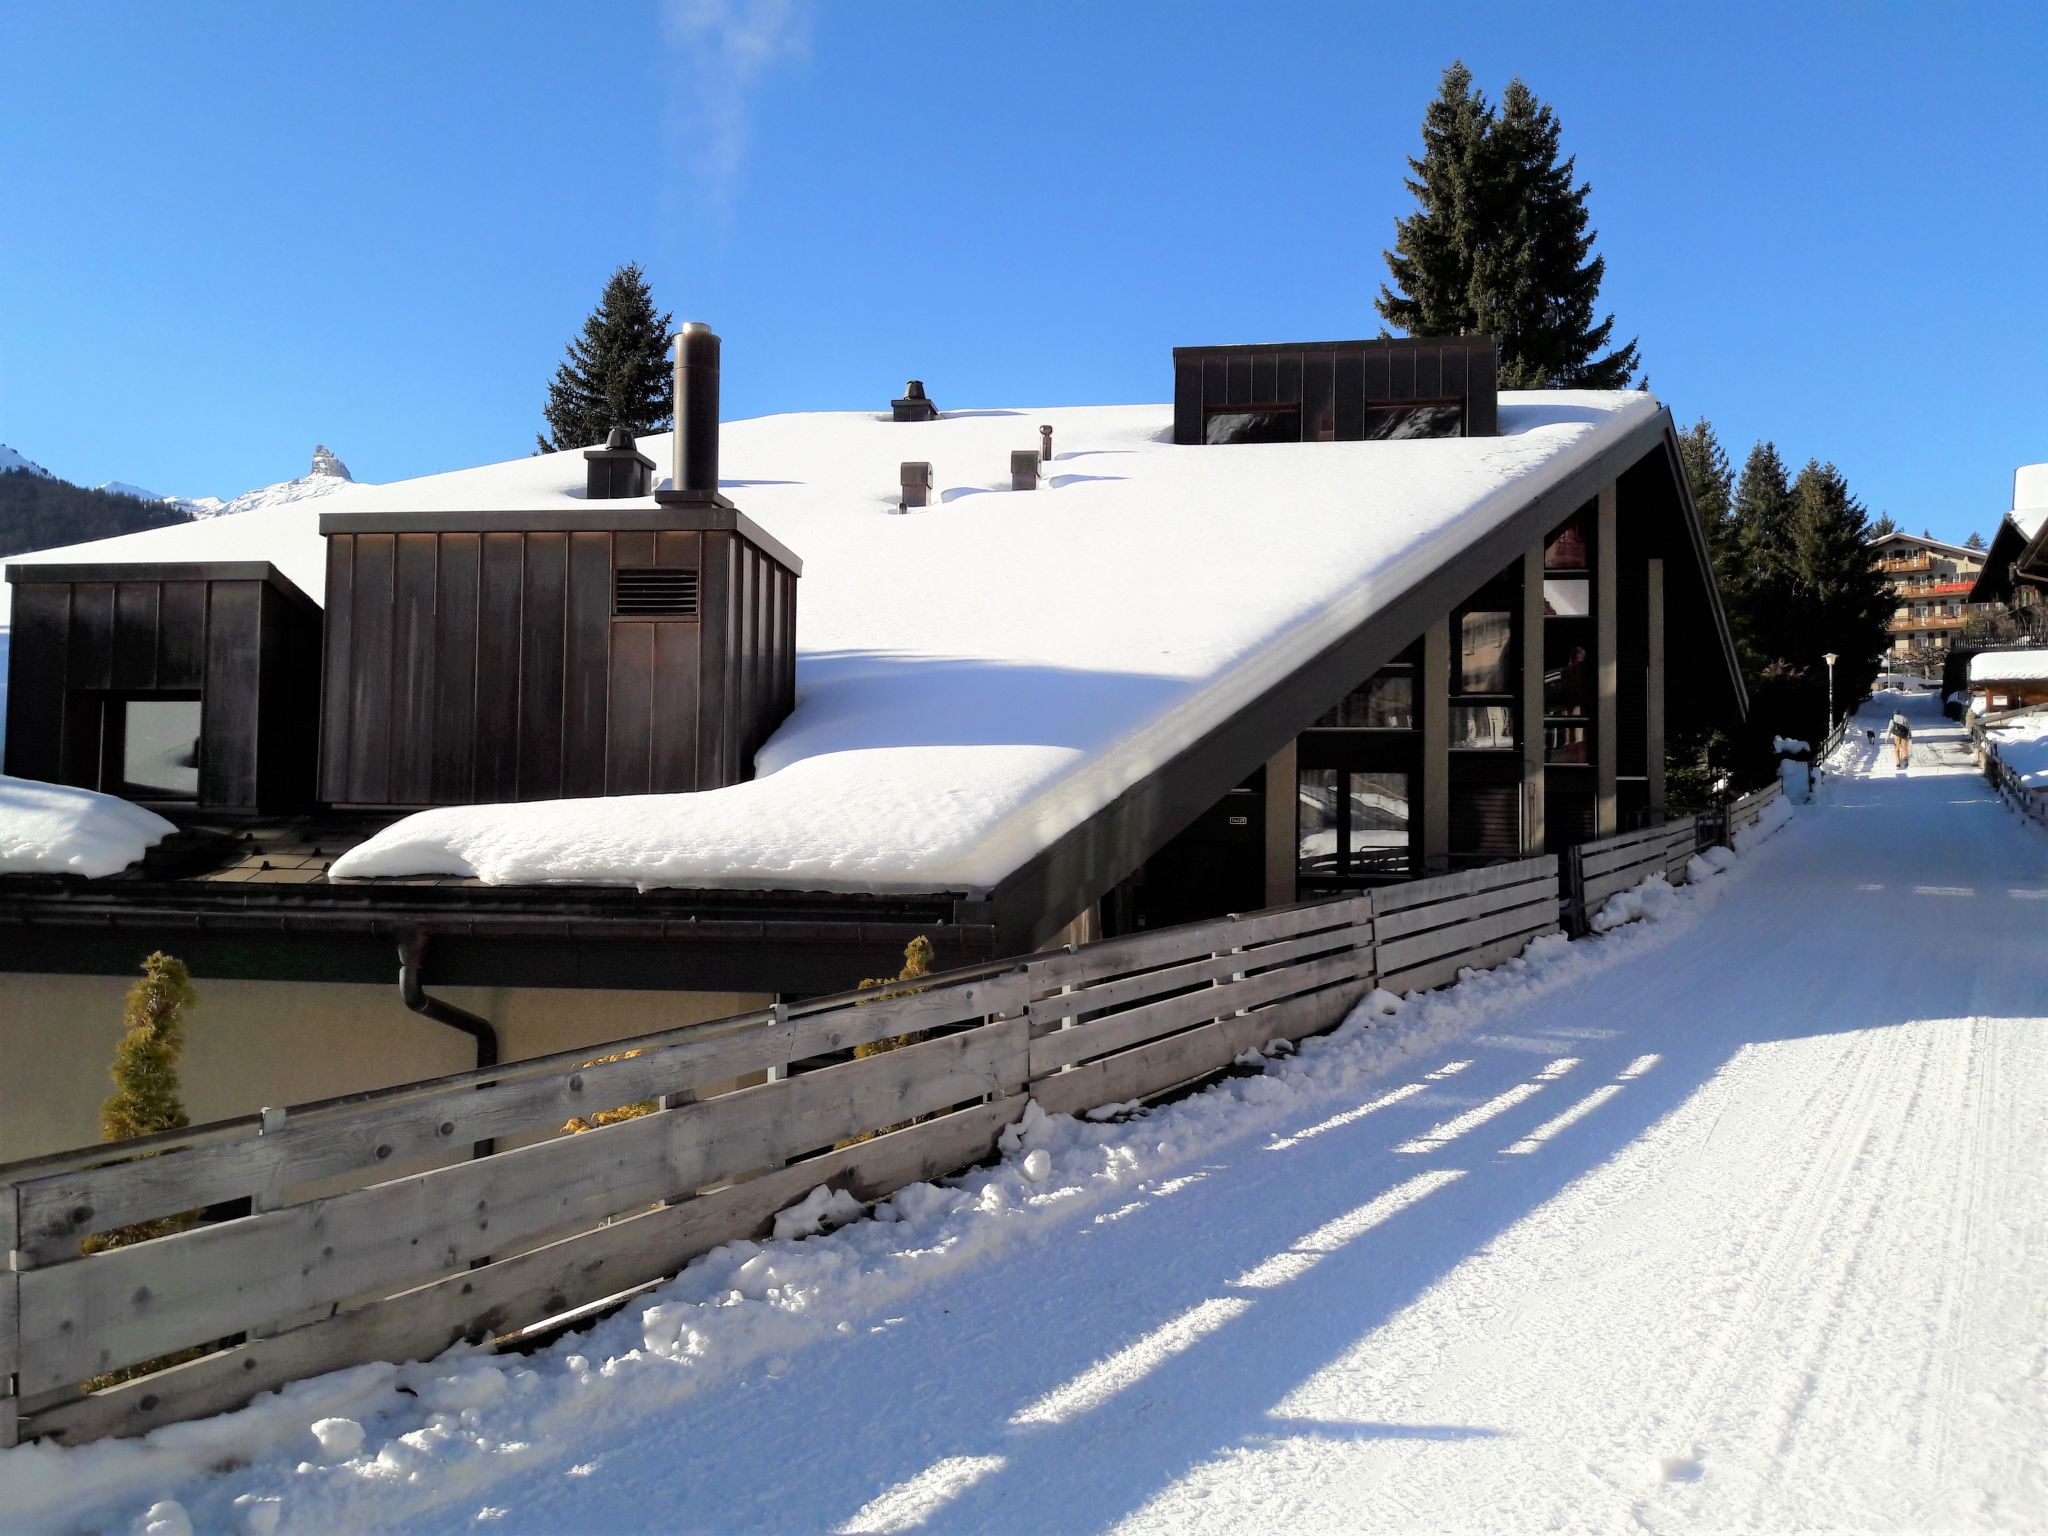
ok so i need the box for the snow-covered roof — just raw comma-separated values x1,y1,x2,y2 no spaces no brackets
1969,650,2048,685
5,393,1663,894
1866,530,1981,560
2013,507,2048,543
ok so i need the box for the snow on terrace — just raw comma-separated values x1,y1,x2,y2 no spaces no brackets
2,393,1659,891
1969,648,2048,684
328,393,1658,892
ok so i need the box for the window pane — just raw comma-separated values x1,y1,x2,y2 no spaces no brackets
1544,508,1590,569
1361,402,1463,440
1315,669,1413,729
1205,407,1300,445
1546,723,1590,765
1457,611,1511,694
1348,771,1409,876
1450,703,1515,749
1544,627,1592,717
1543,578,1590,618
123,700,200,799
1297,768,1340,876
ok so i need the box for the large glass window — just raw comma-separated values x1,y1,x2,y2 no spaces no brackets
1298,769,1410,882
1204,406,1300,445
1456,611,1512,694
1315,667,1413,729
1544,507,1591,570
1361,401,1464,440
1450,703,1515,749
120,699,201,800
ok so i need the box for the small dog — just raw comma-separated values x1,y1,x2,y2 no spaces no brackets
1865,729,1876,742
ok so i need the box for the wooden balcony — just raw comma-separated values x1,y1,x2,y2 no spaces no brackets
1874,553,1933,574
1889,613,1967,633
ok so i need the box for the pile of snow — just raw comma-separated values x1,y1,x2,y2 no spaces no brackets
0,806,1779,1536
323,394,1661,893
1771,736,1809,754
1734,790,1795,853
1686,844,1738,882
0,444,52,479
0,775,175,877
1969,649,2048,685
1588,872,1682,932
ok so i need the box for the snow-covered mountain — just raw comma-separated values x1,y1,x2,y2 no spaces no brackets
96,444,360,520
0,444,53,479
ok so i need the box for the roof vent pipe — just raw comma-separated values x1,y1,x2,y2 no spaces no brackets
584,426,656,500
657,323,721,503
1039,424,1053,462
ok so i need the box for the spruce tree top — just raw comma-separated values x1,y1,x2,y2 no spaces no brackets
1377,63,1639,389
537,263,675,454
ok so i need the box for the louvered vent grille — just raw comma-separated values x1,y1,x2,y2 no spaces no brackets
613,567,701,618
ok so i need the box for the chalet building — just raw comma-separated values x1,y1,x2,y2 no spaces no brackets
0,331,1746,1160
1967,462,2048,645
1868,530,1994,658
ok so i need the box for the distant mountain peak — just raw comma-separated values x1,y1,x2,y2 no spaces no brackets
310,445,352,482
0,443,53,479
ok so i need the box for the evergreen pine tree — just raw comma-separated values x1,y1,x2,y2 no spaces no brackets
1676,418,1737,573
83,953,200,1255
1868,511,1899,538
1377,63,1495,343
1788,459,1890,703
1965,530,1986,551
536,262,675,454
1377,64,1638,387
1731,442,1798,671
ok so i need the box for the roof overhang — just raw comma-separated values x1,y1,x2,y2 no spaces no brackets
984,408,1748,949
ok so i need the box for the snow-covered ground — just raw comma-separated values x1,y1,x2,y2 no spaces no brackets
6,686,2043,1534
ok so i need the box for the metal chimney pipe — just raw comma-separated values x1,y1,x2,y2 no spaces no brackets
673,323,721,498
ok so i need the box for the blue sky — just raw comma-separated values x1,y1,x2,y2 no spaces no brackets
2,1,2043,543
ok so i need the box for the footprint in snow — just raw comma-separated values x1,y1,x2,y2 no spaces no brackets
1660,1453,1706,1482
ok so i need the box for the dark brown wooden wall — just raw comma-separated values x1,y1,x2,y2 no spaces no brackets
1172,337,1499,445
319,528,797,807
3,574,318,811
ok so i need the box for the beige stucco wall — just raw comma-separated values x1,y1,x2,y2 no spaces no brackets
0,974,771,1165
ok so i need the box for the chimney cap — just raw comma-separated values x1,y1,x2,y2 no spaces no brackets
892,379,941,423
904,380,928,400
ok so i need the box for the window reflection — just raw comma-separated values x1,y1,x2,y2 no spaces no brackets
1205,407,1301,445
1298,769,1410,881
1457,611,1511,694
1450,704,1514,749
1315,669,1413,729
122,699,200,800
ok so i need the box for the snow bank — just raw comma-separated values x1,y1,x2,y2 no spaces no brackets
1771,736,1809,754
0,808,1792,1536
1969,649,2048,685
1589,873,1683,932
0,775,174,877
1734,791,1796,853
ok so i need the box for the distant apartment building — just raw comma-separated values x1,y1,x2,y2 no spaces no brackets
1869,531,1992,657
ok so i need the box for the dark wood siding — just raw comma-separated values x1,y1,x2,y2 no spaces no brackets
316,518,795,809
8,565,319,812
1171,336,1500,444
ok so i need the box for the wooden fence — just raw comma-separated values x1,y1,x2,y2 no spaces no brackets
1563,817,1700,933
1725,779,1783,842
2,856,1569,1447
1983,737,2048,833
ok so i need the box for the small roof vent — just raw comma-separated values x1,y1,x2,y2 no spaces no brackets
1010,449,1040,491
613,566,701,618
584,427,656,500
892,380,939,423
899,461,933,511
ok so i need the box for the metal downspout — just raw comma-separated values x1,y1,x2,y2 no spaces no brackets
397,930,499,1157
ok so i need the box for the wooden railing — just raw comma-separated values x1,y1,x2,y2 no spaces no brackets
1562,818,1700,933
1982,729,2048,834
3,857,1573,1447
1726,779,1785,841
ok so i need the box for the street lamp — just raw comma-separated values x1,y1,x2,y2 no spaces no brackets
1823,651,1839,734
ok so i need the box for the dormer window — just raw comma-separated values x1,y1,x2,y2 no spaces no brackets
1204,405,1302,445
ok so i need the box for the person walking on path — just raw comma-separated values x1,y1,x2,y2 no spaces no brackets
1889,710,1913,768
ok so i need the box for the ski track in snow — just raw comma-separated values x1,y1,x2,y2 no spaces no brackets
10,688,2047,1535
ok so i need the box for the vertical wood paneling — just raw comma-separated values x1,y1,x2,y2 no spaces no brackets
1388,347,1416,399
1440,347,1469,408
1302,353,1335,441
431,533,481,803
1249,352,1278,403
517,533,567,800
1274,351,1301,408
158,582,206,690
346,534,395,804
1595,482,1619,835
1224,354,1252,406
3,584,69,782
562,532,613,798
112,583,159,690
697,532,730,785
474,533,526,802
1172,359,1199,445
613,530,656,570
318,539,355,801
202,581,262,808
67,583,115,691
606,623,654,795
389,534,439,804
651,620,700,791
1200,356,1226,428
1335,352,1366,440
1359,348,1390,410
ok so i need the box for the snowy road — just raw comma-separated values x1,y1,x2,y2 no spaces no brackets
373,687,2044,1535
17,689,2043,1535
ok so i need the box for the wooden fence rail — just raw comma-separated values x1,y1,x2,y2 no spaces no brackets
1726,780,1784,842
1983,738,2048,833
1563,819,1699,934
0,854,1576,1447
